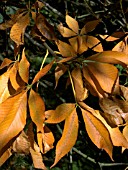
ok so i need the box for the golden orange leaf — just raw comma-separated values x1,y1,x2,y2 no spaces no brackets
66,15,79,34
0,58,12,70
81,108,113,160
32,60,54,85
87,51,128,67
58,23,76,37
56,40,76,57
51,107,78,168
19,49,30,83
28,89,45,132
86,62,118,94
0,149,12,166
86,36,103,52
0,91,27,153
10,12,30,46
71,67,88,101
45,103,75,124
30,146,47,170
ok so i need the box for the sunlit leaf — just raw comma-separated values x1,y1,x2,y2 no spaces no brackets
19,49,30,83
56,40,76,57
86,36,103,52
51,107,78,168
87,51,128,67
30,146,47,170
83,19,100,33
32,60,54,85
0,91,27,153
85,62,118,94
58,23,76,37
81,108,113,160
28,89,45,132
10,12,30,46
0,58,12,70
66,15,79,34
0,148,12,166
45,103,75,123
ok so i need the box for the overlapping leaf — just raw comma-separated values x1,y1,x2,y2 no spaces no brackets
0,91,27,154
28,89,45,132
51,107,78,167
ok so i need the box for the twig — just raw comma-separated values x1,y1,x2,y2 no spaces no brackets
38,0,64,18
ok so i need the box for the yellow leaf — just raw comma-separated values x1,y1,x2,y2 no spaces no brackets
45,103,75,123
0,148,12,166
0,91,27,153
66,15,79,34
81,108,113,160
19,49,30,83
29,89,45,132
51,107,78,168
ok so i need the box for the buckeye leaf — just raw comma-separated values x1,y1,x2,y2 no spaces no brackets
28,89,45,132
51,107,78,168
45,103,75,124
0,91,27,153
81,108,113,160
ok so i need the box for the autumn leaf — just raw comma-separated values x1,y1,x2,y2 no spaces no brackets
19,49,30,83
51,107,78,168
10,12,30,46
0,149,12,166
28,89,45,132
0,91,27,154
45,103,75,123
71,67,88,101
81,108,113,160
32,60,54,85
66,14,79,34
87,51,128,67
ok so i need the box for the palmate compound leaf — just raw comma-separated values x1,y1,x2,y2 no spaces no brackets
51,107,78,168
32,60,54,85
0,91,27,154
28,89,45,132
80,107,113,160
19,49,30,84
45,103,75,124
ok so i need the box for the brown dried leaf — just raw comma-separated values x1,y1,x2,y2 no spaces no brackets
36,13,56,40
51,107,78,168
12,131,30,154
